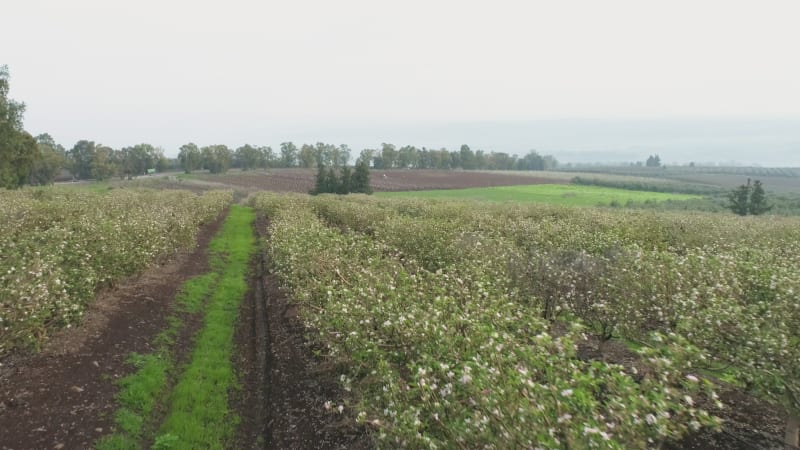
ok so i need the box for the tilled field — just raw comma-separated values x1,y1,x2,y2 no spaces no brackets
193,168,564,193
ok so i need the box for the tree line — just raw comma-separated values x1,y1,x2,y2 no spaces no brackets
2,65,559,189
179,142,560,173
357,143,558,171
0,66,174,187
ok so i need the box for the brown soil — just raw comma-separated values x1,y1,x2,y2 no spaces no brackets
233,215,372,449
667,387,793,450
194,168,563,194
0,212,226,450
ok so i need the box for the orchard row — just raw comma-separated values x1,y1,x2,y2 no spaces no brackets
250,193,797,448
0,187,232,356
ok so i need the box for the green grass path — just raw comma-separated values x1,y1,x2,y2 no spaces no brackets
96,205,256,450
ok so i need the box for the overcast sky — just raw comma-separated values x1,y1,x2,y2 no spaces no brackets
5,0,800,163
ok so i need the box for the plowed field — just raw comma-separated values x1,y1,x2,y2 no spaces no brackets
191,168,566,193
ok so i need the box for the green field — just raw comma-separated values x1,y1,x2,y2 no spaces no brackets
377,184,701,206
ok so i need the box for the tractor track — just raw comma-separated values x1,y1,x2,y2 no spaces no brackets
233,214,372,449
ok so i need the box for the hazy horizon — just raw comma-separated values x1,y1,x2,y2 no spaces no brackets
6,0,800,166
11,117,800,168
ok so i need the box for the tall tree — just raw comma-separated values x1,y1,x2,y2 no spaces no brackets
178,143,203,173
460,144,476,170
259,146,275,168
359,149,376,167
280,142,298,168
310,164,327,195
324,167,339,193
69,140,97,179
380,143,397,169
728,178,751,216
645,154,662,167
397,145,419,169
748,179,772,215
351,159,372,194
0,66,39,189
201,145,232,174
299,144,316,168
338,144,352,168
235,144,261,170
90,145,116,180
338,166,352,194
30,133,66,185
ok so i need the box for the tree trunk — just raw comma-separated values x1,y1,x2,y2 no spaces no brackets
787,414,799,448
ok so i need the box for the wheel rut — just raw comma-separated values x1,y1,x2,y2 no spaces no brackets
234,214,372,449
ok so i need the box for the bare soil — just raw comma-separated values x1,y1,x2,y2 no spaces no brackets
193,168,563,194
233,215,372,449
0,213,225,450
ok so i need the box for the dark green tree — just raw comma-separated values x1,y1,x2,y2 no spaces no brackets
728,179,751,216
727,178,771,216
351,159,372,194
310,164,326,195
748,179,772,215
460,144,476,170
646,154,662,167
324,167,339,193
69,140,97,179
338,166,352,194
0,66,39,188
310,161,371,196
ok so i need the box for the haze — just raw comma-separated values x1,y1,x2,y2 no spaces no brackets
5,0,800,165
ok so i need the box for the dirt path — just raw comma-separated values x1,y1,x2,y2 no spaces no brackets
0,213,225,450
233,214,372,449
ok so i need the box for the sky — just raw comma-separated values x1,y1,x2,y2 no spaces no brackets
4,0,800,164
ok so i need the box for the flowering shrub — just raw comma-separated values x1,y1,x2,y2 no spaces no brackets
0,187,232,356
253,193,727,448
307,195,800,445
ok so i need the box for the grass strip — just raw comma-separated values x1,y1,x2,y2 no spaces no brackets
155,205,256,449
377,183,701,206
95,271,220,450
